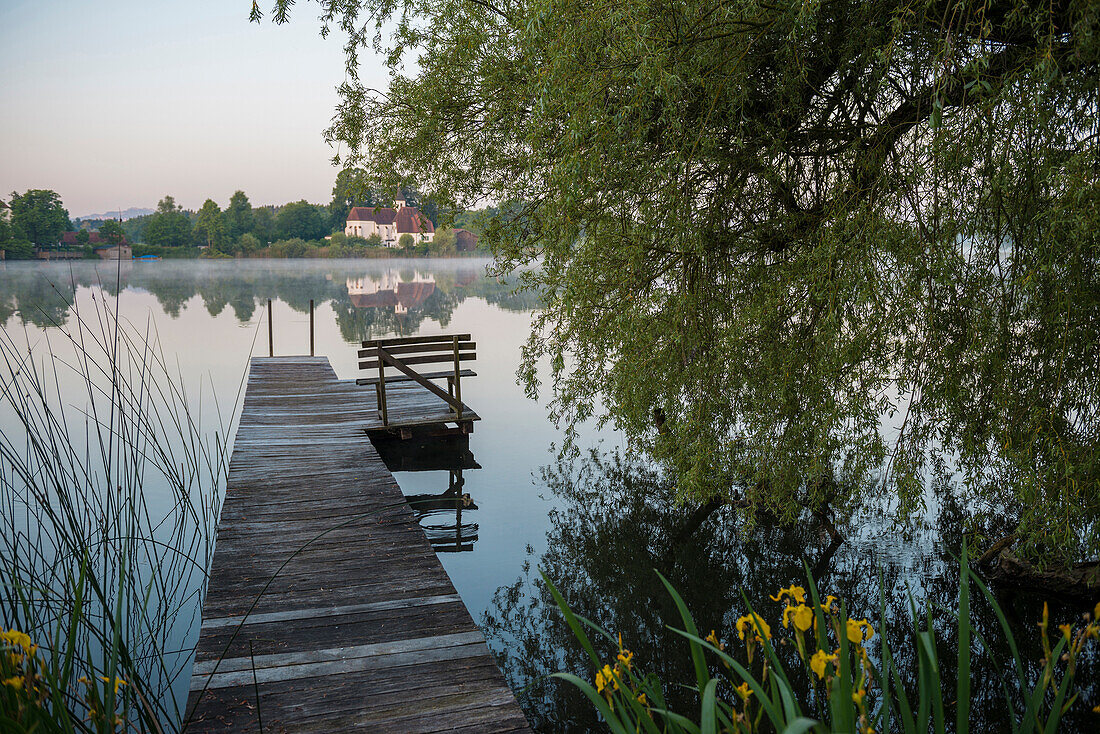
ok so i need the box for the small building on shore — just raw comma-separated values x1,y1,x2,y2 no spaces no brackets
60,230,133,260
345,200,435,246
454,228,480,252
94,243,132,260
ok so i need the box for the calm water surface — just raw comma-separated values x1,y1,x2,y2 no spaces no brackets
1,259,1094,731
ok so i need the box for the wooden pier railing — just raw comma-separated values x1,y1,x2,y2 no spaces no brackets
357,334,477,428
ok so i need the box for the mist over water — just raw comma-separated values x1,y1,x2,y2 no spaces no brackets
1,258,1094,730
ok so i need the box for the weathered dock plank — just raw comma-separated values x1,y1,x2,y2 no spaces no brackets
185,357,528,733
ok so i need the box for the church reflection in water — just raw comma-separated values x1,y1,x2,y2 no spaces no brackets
345,271,437,315
370,430,481,553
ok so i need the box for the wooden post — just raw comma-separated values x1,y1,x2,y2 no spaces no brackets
267,299,273,357
377,346,389,426
454,469,464,551
452,335,462,419
455,494,463,551
309,299,315,356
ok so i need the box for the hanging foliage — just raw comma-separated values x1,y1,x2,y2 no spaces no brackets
263,0,1100,566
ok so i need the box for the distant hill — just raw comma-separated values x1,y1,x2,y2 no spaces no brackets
75,207,154,222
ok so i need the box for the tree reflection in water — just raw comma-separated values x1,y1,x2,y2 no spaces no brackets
483,450,1099,732
0,260,541,338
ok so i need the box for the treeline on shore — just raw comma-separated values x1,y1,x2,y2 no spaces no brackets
2,171,491,260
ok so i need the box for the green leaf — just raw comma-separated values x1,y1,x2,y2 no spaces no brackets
655,569,709,692
549,673,632,734
780,718,820,734
700,678,719,734
667,627,787,728
540,570,603,669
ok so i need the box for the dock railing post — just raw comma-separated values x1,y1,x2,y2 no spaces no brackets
267,299,273,357
309,299,315,356
452,335,463,420
377,346,389,426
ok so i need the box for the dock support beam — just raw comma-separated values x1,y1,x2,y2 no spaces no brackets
453,335,463,420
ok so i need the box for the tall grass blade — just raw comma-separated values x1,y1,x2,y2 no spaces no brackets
538,571,603,670
548,673,632,734
780,720,818,734
699,677,718,734
667,628,787,728
957,544,971,734
877,566,892,734
655,570,708,693
0,277,234,730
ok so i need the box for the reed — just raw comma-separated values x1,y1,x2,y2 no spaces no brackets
545,544,1097,733
1,281,232,731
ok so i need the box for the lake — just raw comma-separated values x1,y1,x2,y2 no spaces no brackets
0,258,1094,731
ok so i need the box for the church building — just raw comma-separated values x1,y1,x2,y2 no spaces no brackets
344,200,435,246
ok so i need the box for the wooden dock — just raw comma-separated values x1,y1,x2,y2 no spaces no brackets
363,381,481,436
185,357,529,733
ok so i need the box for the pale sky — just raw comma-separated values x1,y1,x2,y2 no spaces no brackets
0,0,388,218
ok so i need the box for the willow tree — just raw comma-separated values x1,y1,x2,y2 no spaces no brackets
263,0,1100,568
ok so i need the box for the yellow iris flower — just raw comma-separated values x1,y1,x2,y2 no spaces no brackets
98,676,127,695
783,604,814,632
810,650,839,679
1,629,35,655
769,585,807,605
736,612,772,641
846,618,875,645
598,664,616,695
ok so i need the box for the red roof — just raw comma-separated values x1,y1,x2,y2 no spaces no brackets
349,281,436,310
347,206,398,225
347,204,435,233
397,280,435,305
396,207,435,234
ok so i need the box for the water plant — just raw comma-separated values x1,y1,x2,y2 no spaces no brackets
0,278,232,730
544,545,1099,732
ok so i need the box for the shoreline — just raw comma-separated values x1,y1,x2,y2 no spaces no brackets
4,251,493,263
